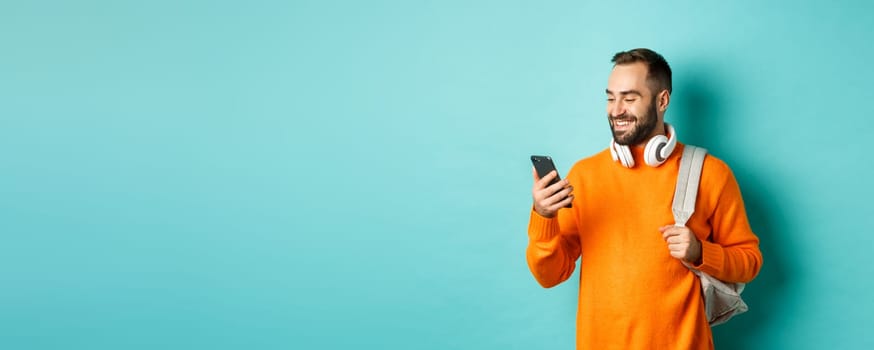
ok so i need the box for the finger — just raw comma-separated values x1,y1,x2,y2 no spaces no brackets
661,224,688,231
533,171,556,198
666,236,689,244
662,228,679,239
535,184,561,205
534,171,558,190
667,243,687,254
544,187,573,206
542,186,573,207
544,177,569,196
537,180,568,202
532,167,538,181
547,194,575,212
668,241,690,249
556,186,573,199
662,227,689,239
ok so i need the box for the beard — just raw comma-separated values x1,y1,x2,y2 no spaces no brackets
609,97,659,146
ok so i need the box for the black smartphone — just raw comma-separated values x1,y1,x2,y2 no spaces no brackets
530,155,572,208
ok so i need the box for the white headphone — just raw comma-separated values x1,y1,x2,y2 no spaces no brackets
609,123,678,168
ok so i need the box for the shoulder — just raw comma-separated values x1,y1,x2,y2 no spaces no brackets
698,149,737,191
702,151,731,175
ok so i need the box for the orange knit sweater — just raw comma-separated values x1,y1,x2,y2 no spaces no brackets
527,143,762,350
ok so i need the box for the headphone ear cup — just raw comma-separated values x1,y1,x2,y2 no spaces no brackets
644,135,669,167
610,140,630,167
624,147,634,168
617,144,634,168
661,123,678,161
610,140,619,162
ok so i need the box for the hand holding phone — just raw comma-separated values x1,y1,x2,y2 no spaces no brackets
530,155,574,217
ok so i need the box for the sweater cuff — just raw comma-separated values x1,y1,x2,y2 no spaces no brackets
693,239,725,276
528,208,560,241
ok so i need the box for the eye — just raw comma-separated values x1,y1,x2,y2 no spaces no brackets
624,98,636,103
607,98,615,102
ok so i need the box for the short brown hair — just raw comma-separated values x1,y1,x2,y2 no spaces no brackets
611,48,672,94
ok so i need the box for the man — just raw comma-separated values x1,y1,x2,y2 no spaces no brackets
526,48,762,349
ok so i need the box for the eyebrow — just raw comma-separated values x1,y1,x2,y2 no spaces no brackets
605,89,643,97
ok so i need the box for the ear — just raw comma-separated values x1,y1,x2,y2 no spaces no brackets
657,90,671,112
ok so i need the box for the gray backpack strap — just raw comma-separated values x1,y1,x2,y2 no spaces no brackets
672,145,748,326
672,145,707,227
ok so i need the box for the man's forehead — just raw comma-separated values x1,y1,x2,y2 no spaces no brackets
607,63,649,93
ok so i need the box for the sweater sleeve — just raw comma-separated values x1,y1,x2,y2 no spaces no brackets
693,167,763,283
526,205,581,288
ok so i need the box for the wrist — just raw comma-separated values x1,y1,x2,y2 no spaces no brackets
689,240,703,265
533,205,555,219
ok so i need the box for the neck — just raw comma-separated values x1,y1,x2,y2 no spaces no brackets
634,121,667,147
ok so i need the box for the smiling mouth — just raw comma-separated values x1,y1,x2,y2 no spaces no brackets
612,119,635,130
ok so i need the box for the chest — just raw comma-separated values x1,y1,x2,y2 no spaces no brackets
572,167,713,254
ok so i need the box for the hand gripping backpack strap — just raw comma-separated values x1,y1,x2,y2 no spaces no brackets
672,145,748,326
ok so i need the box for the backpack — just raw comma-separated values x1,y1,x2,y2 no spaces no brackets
672,145,748,326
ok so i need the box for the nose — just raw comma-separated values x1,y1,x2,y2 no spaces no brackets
609,101,625,118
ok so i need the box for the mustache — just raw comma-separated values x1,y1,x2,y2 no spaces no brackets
609,115,637,122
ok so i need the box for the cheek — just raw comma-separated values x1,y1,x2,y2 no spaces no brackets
630,104,650,118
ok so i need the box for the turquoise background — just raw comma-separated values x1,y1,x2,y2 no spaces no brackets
2,1,873,349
